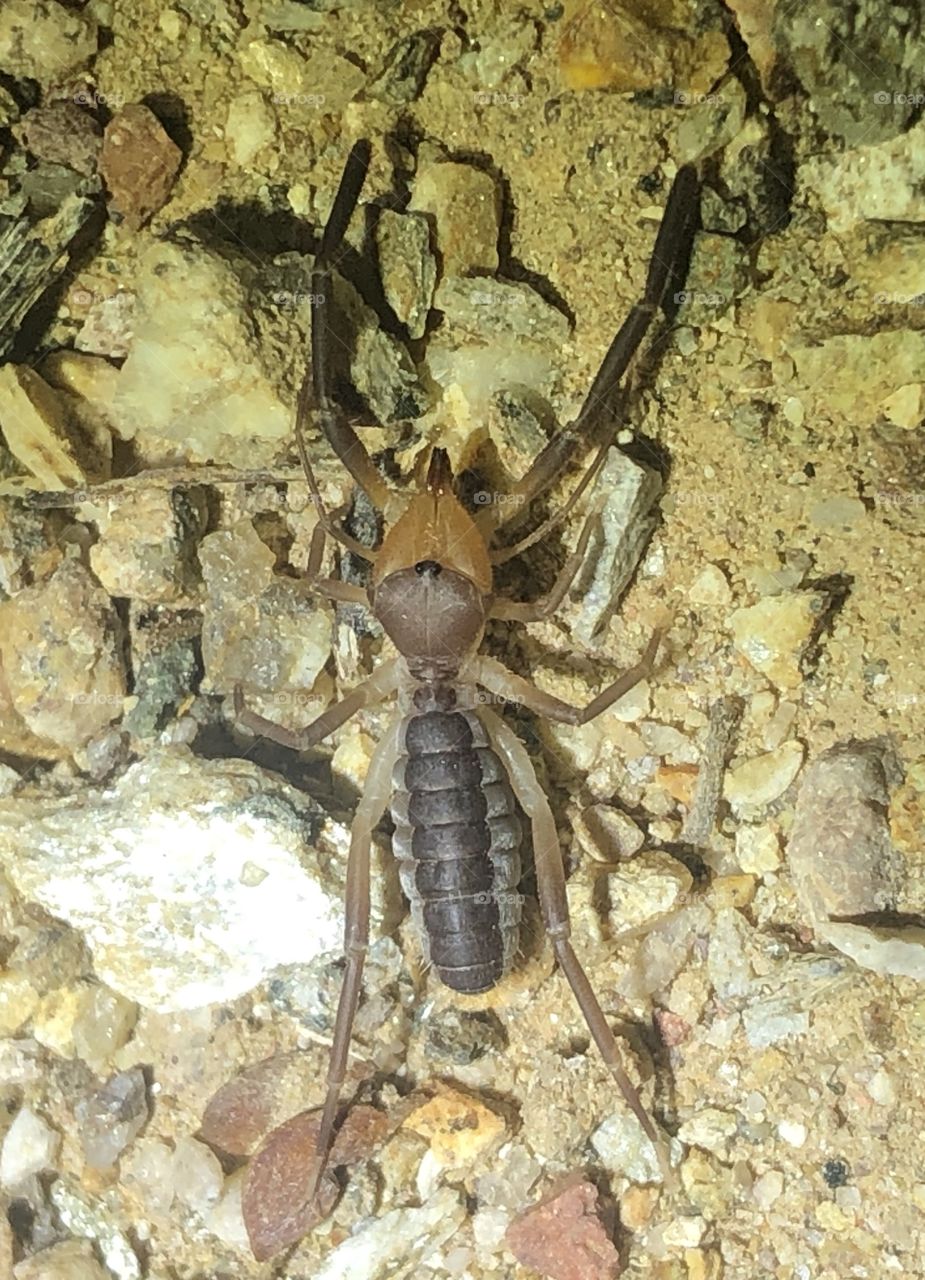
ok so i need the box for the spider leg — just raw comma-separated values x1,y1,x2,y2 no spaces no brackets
296,138,392,537
304,713,403,1203
489,164,699,539
481,707,675,1186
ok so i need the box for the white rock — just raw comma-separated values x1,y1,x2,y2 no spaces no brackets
13,1239,111,1280
0,1106,60,1187
752,1169,784,1209
735,824,781,875
777,1119,807,1148
171,1136,224,1215
225,91,276,167
590,1112,681,1185
730,593,823,690
677,1107,738,1153
312,1187,466,1280
818,922,925,980
688,563,731,605
801,118,925,229
724,741,804,817
113,242,290,466
0,749,347,1011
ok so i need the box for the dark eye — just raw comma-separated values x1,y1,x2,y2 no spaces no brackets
414,560,442,577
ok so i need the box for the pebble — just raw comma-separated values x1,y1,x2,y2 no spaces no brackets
881,381,923,431
50,1181,141,1280
598,851,692,932
777,1119,807,1148
410,156,500,275
724,741,805,817
688,564,732,607
730,592,825,689
818,922,925,980
677,1109,738,1155
0,363,109,490
370,30,440,105
100,105,183,229
89,487,208,604
573,449,663,643
557,0,682,93
199,520,332,719
422,1005,507,1065
225,90,277,168
752,1169,784,1210
0,748,347,1010
0,1107,60,1187
171,1136,225,1215
735,824,782,875
14,101,102,177
113,242,290,467
13,1239,111,1280
403,1084,505,1168
0,973,40,1035
572,803,646,861
312,1187,465,1280
662,1215,706,1249
0,0,98,82
790,330,925,420
788,742,903,924
76,1068,148,1169
0,559,127,757
505,1176,622,1280
591,1111,679,1185
375,208,437,338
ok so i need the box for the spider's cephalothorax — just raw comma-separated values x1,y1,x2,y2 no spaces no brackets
234,139,700,1199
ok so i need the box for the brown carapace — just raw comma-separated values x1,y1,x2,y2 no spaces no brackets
233,139,700,1202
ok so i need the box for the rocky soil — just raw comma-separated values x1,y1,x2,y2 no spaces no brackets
0,1,924,1278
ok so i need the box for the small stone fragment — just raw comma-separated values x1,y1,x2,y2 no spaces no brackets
172,1135,225,1215
200,1051,310,1157
734,824,781,875
76,1068,148,1169
50,1180,141,1280
113,242,291,466
0,559,127,757
724,741,804,817
74,290,136,360
402,1084,505,1168
100,104,183,229
597,851,692,931
0,749,347,1010
0,1106,61,1188
881,381,924,430
200,520,332,714
678,1108,738,1154
225,91,277,168
505,1175,622,1280
89,487,207,604
370,30,440,105
573,803,646,861
0,364,109,490
243,1107,393,1259
313,1187,465,1280
14,102,103,177
375,209,436,338
730,592,825,689
411,157,500,275
13,1239,111,1280
0,0,98,82
787,742,904,925
817,922,925,980
558,0,684,93
591,1111,675,1185
423,1006,507,1064
688,564,732,606
574,449,663,642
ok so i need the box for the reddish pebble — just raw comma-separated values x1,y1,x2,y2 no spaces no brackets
99,103,182,229
505,1175,622,1280
654,1008,691,1047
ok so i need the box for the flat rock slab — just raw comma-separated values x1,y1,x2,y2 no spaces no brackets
0,749,348,1011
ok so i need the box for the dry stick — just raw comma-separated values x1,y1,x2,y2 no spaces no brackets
680,695,744,847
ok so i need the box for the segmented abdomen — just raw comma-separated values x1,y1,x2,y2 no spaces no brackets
391,705,522,994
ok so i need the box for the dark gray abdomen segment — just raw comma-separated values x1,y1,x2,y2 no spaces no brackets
391,707,522,994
